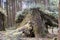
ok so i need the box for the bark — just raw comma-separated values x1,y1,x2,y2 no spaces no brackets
18,8,48,37
0,12,5,31
58,1,60,40
31,8,47,37
6,0,16,29
16,7,58,38
0,0,1,7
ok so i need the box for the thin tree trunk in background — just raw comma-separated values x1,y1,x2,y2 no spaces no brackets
0,0,1,7
6,0,22,29
6,0,11,29
45,0,49,9
17,0,22,11
6,0,16,30
58,1,60,40
0,0,3,7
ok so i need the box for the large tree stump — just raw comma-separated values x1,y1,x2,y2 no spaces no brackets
31,8,47,37
17,8,47,37
16,8,58,38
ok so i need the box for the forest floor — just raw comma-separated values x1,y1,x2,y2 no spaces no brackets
0,27,58,40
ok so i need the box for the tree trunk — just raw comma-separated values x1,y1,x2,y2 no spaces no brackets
31,8,47,38
58,1,60,40
0,12,5,31
6,0,16,30
17,8,49,37
0,0,1,7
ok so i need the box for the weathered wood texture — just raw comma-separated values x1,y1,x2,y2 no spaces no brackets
16,7,58,38
0,12,5,31
6,0,17,29
0,0,1,7
31,8,47,37
6,0,22,29
58,1,60,40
